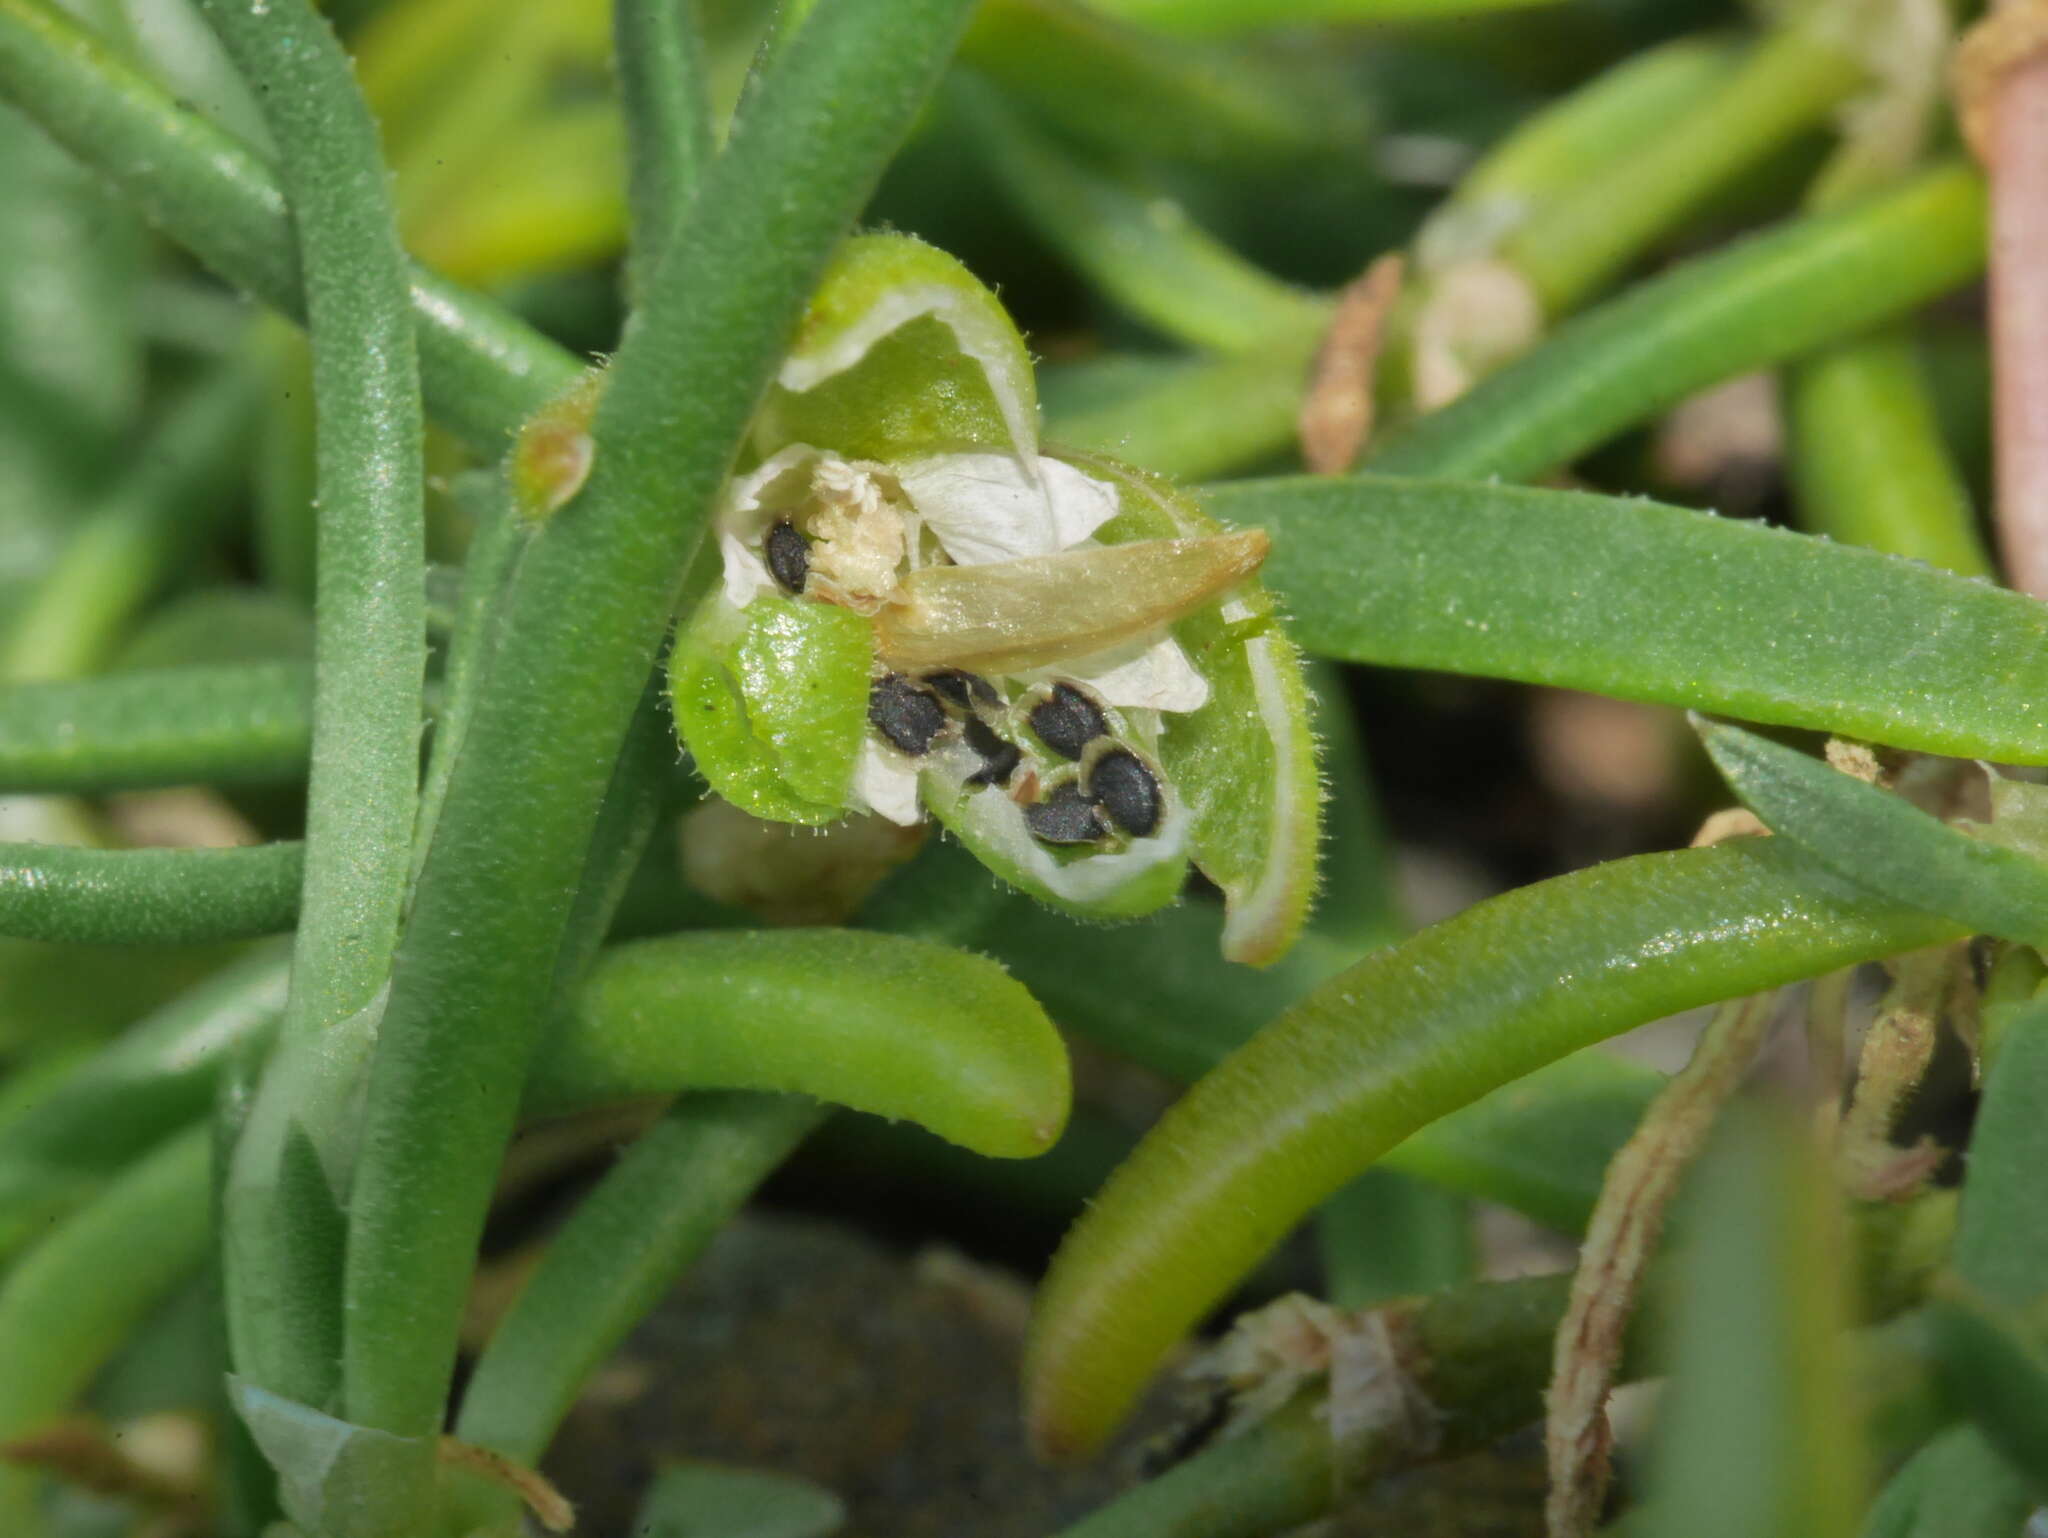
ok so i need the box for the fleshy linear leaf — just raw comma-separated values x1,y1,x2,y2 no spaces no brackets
529,929,1070,1159
1210,475,2048,765
1633,1104,1863,1538
1697,718,2048,948
1023,838,1958,1458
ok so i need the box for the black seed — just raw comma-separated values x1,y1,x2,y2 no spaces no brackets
869,674,947,756
924,668,1000,713
765,517,810,593
1028,682,1110,760
964,718,1022,787
1024,782,1107,845
1087,748,1163,837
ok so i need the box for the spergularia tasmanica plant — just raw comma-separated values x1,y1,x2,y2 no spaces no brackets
666,233,1321,963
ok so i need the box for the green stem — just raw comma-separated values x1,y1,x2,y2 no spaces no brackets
1501,21,1866,313
1437,33,1742,239
0,0,580,453
0,1125,211,1532
615,0,714,305
409,479,528,883
0,840,302,945
0,662,311,794
1787,331,1993,577
0,360,259,683
959,81,1329,354
1369,163,1986,482
195,0,426,1427
339,0,978,1455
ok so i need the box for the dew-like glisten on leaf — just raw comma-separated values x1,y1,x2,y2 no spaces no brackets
1695,718,2048,950
1022,838,1960,1460
1207,475,2048,764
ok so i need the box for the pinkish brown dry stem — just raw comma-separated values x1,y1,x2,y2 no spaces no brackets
1983,11,2048,594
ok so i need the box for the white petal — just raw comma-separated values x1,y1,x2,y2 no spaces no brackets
1020,634,1209,714
778,282,1039,468
850,739,925,826
894,453,1119,566
717,443,827,608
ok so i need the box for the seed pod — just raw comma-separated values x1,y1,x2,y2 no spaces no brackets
1029,682,1111,761
875,532,1269,675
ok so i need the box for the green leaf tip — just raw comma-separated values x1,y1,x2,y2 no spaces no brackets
671,232,1320,961
1694,715,2048,951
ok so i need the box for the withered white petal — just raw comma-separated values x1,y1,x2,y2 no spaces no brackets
778,283,1041,471
894,453,1119,566
718,443,830,608
850,738,925,827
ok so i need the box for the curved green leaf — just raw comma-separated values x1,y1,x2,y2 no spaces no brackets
0,840,303,944
1023,838,1957,1458
1697,718,2048,948
1210,475,2048,765
530,928,1070,1159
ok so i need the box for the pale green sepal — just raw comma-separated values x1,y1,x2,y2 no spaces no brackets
758,232,1038,463
920,738,1189,922
228,1375,437,1538
1060,449,1322,964
667,594,873,825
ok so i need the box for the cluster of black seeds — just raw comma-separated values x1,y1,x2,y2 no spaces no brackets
865,670,1164,848
866,668,1022,789
1020,747,1163,844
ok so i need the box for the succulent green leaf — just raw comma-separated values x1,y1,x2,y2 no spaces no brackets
1023,838,1957,1459
530,928,1071,1159
1634,1104,1864,1538
1696,718,2048,950
1214,475,2048,766
668,594,874,825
